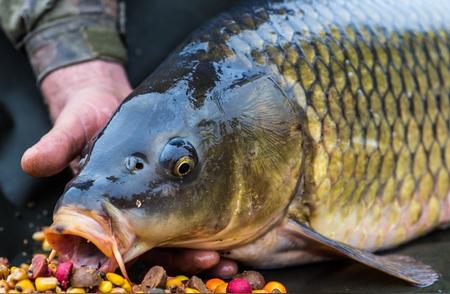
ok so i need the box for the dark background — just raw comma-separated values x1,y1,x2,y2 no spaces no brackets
0,0,449,292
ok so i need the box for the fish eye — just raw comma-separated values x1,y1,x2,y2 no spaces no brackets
173,156,195,177
160,138,198,178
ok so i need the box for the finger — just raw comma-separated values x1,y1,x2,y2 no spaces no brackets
21,99,111,176
139,248,220,276
205,258,239,279
21,127,83,177
172,249,221,274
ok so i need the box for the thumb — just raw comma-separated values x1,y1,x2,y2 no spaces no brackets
21,98,117,177
21,126,82,177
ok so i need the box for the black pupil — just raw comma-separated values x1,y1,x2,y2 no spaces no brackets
178,162,191,175
135,162,144,170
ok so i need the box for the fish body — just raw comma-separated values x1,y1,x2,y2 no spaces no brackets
45,0,450,287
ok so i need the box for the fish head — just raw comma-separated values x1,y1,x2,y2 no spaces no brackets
44,71,304,274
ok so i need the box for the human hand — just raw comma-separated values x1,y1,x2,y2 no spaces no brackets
21,60,132,177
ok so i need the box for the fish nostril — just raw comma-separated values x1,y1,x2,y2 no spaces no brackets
125,156,145,173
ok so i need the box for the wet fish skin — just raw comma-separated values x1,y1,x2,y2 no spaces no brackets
45,0,450,286
187,0,450,251
132,0,450,251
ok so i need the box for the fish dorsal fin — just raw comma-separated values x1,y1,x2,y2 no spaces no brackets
287,220,439,287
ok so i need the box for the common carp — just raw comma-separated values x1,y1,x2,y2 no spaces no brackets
45,0,450,287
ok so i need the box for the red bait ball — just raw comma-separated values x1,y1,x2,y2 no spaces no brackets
55,261,73,289
227,278,252,293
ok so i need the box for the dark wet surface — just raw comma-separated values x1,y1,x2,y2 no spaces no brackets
0,0,448,292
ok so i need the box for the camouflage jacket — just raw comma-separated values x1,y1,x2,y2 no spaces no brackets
0,0,127,83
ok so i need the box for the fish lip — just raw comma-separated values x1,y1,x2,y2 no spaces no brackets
44,205,134,273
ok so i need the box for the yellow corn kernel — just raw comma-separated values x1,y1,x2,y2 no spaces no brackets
121,280,131,292
98,280,113,293
7,290,19,294
55,286,63,293
166,276,188,288
14,279,35,293
35,277,58,292
0,280,9,291
166,278,178,288
5,278,14,290
110,287,127,293
32,231,45,242
8,269,17,274
67,287,86,293
106,273,125,286
252,290,269,293
48,263,57,273
175,275,189,282
0,265,9,279
8,269,27,281
42,240,52,251
185,287,200,293
18,264,28,272
214,282,228,294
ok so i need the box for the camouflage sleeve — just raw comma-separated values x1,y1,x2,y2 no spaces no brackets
0,0,127,83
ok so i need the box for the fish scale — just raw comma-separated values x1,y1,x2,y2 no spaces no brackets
197,0,450,251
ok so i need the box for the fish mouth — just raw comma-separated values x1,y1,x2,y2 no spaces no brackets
44,206,135,278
